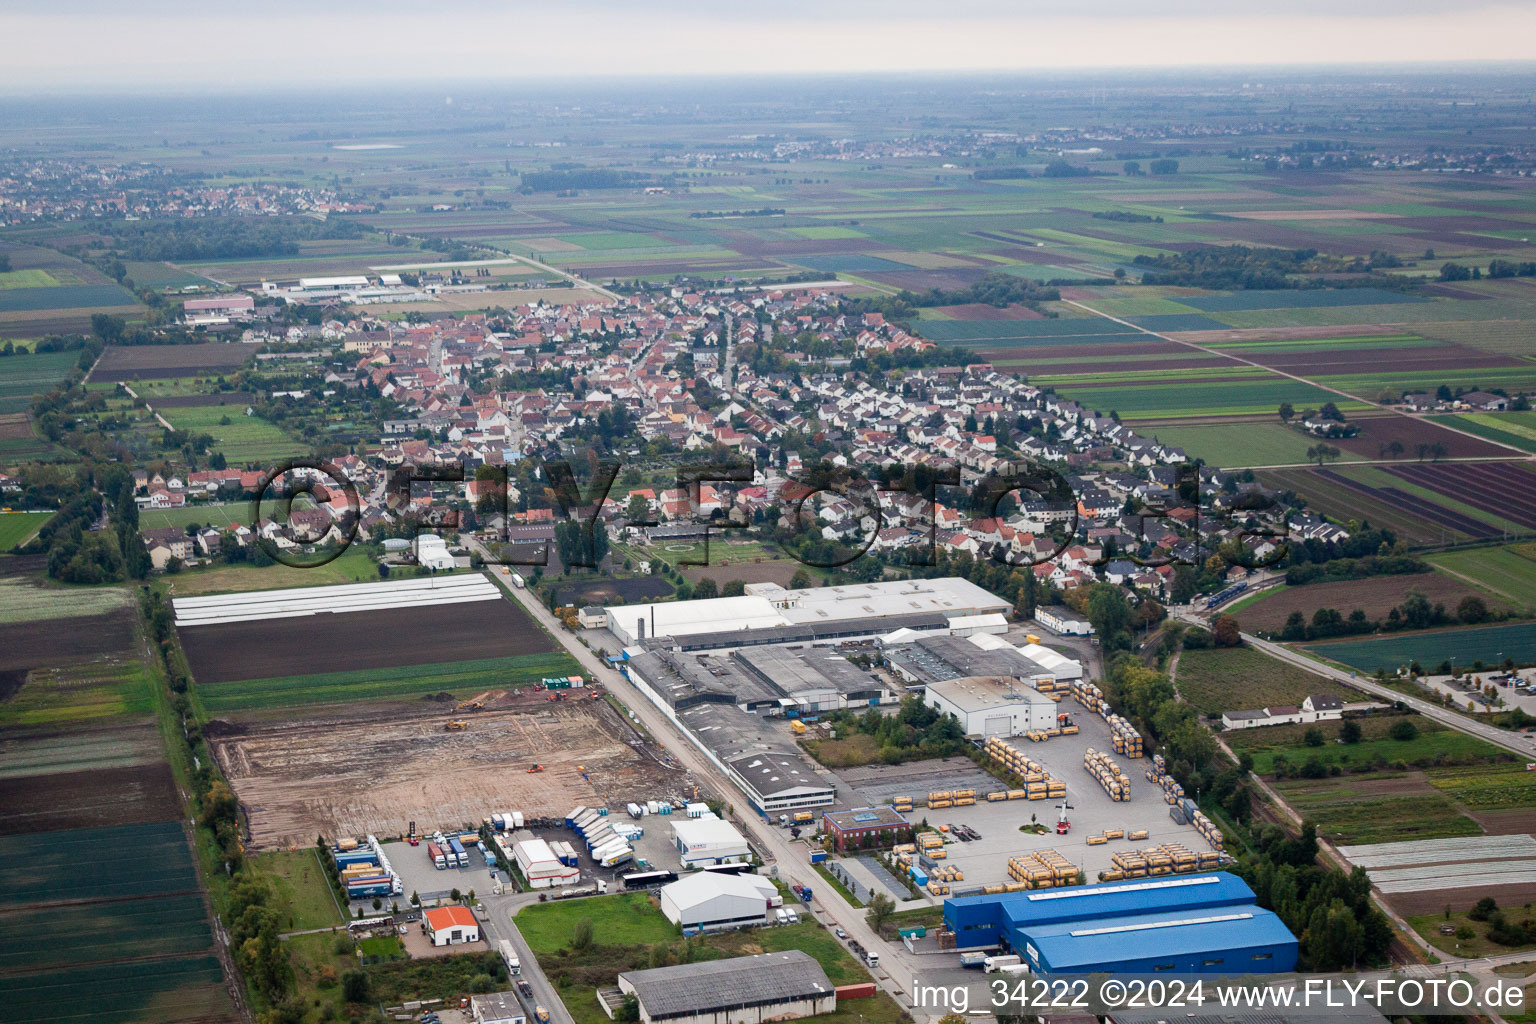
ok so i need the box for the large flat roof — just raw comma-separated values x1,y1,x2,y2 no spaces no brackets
927,675,1056,713
620,950,832,1020
608,578,1007,645
1027,906,1296,971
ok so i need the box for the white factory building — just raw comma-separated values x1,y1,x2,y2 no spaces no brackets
512,836,580,889
671,816,751,866
658,871,778,932
605,578,1009,648
925,675,1060,737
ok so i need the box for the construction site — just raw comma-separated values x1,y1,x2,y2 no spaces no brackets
207,687,693,850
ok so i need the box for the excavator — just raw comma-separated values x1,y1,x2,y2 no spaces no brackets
527,764,545,773
455,699,485,712
445,720,469,731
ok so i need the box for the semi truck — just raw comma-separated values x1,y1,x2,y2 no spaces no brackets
984,954,1021,973
499,940,521,977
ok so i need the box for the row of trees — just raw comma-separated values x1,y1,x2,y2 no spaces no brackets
1104,655,1394,970
1276,590,1496,641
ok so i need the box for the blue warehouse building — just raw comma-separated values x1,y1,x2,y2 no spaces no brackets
943,872,1297,974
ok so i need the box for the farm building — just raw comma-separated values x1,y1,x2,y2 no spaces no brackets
1220,694,1345,731
658,871,777,932
924,675,1059,737
471,992,527,1024
671,817,751,866
423,905,480,947
943,873,1297,974
617,950,835,1024
822,806,912,852
513,836,580,888
1035,606,1093,635
605,578,1008,648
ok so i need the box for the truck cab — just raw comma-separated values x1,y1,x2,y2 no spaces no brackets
864,951,879,969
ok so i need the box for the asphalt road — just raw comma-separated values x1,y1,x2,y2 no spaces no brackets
473,555,934,1018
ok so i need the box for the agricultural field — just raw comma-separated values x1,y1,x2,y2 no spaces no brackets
179,594,564,689
0,348,79,414
0,822,233,1024
1234,570,1514,633
1259,465,1514,546
1274,773,1483,846
1304,622,1536,673
1174,645,1353,715
89,342,253,383
1436,412,1536,454
1384,461,1536,534
1428,545,1536,610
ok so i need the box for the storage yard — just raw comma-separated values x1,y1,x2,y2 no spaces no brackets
208,691,690,850
836,688,1223,893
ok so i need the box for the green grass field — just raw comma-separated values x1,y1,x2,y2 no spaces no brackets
1225,713,1511,775
138,503,251,532
516,889,902,1024
1141,421,1355,467
1302,621,1536,673
1427,546,1536,610
251,848,344,932
160,404,308,464
159,546,382,597
1175,646,1351,716
196,651,582,713
0,511,52,550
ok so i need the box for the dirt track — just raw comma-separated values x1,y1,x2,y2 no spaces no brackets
208,692,693,850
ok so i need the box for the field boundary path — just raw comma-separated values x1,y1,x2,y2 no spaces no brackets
470,555,934,1020
1063,299,1536,462
1177,607,1534,760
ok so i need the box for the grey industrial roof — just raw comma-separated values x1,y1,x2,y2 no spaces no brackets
725,750,830,797
620,950,833,1020
732,645,880,698
886,633,1053,685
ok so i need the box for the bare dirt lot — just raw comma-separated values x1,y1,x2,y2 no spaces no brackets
1387,882,1536,917
208,693,693,850
90,343,253,382
0,762,181,834
180,599,555,685
0,607,138,674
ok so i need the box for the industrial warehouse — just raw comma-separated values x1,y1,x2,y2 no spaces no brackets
616,951,837,1024
943,873,1298,973
658,871,781,932
605,578,1009,648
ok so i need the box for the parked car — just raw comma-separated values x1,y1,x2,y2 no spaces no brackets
835,927,846,939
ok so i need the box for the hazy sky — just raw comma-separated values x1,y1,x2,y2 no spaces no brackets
4,0,1536,93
